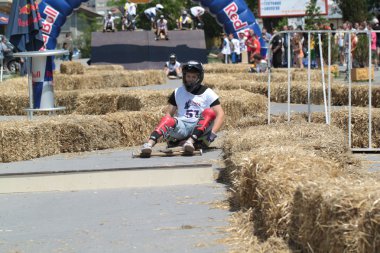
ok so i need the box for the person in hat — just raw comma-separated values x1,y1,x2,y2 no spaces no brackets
103,12,115,32
155,15,169,41
177,10,192,30
144,4,164,30
141,61,225,155
164,53,182,78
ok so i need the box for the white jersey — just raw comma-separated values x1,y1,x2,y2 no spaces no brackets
231,38,241,54
125,3,136,16
157,19,168,30
165,61,181,72
190,6,205,17
144,7,156,16
174,86,219,123
221,37,231,55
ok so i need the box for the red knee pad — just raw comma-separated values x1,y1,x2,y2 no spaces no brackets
196,109,216,133
154,115,176,135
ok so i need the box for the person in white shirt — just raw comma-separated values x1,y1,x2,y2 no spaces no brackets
155,15,169,40
141,61,225,155
238,32,248,63
190,6,205,29
164,54,182,78
122,2,137,31
229,33,241,63
103,12,115,32
144,4,164,30
221,33,231,64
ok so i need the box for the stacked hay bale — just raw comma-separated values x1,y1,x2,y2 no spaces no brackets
85,64,125,72
204,63,251,73
0,111,161,162
205,73,380,108
223,123,380,252
60,61,84,74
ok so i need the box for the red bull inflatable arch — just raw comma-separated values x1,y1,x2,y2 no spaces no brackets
38,0,264,54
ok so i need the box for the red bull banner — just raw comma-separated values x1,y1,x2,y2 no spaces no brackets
191,0,265,56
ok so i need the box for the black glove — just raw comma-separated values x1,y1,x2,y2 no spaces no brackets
207,132,217,143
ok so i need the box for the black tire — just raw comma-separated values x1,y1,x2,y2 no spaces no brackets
7,60,20,74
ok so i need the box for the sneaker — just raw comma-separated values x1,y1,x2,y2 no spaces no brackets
183,140,195,153
141,143,152,155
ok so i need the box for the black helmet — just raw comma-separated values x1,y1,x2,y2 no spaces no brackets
182,61,204,92
169,53,176,63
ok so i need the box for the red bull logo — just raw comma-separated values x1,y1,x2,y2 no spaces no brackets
19,3,38,15
223,2,248,31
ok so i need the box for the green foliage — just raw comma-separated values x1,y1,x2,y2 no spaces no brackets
75,13,102,58
336,0,369,23
304,0,325,30
355,34,369,67
275,18,288,31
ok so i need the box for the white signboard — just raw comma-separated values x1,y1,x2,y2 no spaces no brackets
259,0,328,17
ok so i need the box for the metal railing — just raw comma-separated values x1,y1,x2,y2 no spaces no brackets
266,29,379,152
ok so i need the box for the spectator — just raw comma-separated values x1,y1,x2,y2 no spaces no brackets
373,18,380,67
155,15,169,40
144,4,164,30
122,1,137,31
164,53,182,78
177,11,193,30
246,30,260,63
271,28,282,68
0,36,10,69
229,34,241,64
238,32,248,63
63,32,74,61
61,42,70,61
103,12,115,32
249,54,267,73
190,6,205,29
282,25,290,66
293,33,304,69
220,33,231,64
335,25,345,66
370,23,378,70
261,27,272,58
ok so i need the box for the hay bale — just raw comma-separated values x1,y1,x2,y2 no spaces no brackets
357,199,380,252
223,123,349,165
311,108,380,148
48,115,122,152
0,120,60,162
218,89,267,128
85,64,125,72
227,147,344,238
54,72,126,90
204,63,251,73
60,61,84,75
120,70,166,87
290,181,380,253
0,77,28,93
104,111,161,146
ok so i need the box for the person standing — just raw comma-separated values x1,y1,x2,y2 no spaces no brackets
271,28,283,68
190,6,205,29
238,32,248,63
261,27,272,58
229,34,241,63
221,33,231,64
63,32,74,61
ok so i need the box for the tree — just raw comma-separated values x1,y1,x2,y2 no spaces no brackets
336,0,369,22
75,13,102,58
304,0,325,30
